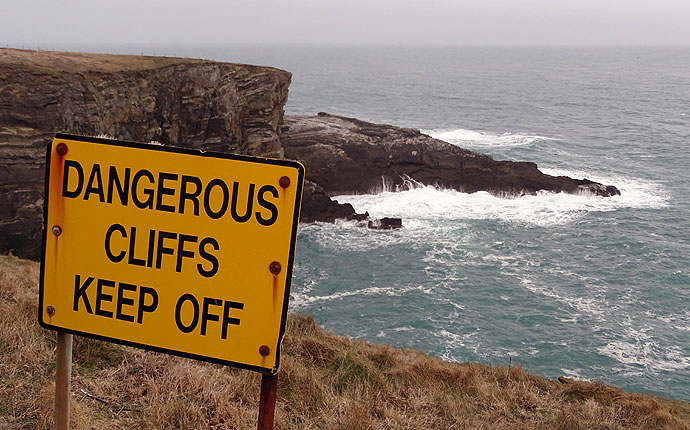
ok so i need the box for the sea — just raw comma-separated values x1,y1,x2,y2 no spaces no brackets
31,44,690,400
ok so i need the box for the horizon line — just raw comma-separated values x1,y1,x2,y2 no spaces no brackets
3,41,690,49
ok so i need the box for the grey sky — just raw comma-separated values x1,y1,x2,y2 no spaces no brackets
2,0,690,45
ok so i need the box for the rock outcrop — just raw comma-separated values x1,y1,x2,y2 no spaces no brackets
283,113,620,197
1,50,622,260
300,180,360,223
368,217,403,230
0,48,291,259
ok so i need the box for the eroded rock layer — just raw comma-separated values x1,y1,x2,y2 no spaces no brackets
0,49,291,259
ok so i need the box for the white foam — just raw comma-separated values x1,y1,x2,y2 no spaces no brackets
436,328,482,360
289,284,431,309
648,310,690,332
423,127,556,148
520,277,607,318
599,341,690,373
333,170,668,228
540,167,669,209
298,220,414,252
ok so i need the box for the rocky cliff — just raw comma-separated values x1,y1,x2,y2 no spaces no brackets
0,48,291,259
283,113,620,197
1,49,621,259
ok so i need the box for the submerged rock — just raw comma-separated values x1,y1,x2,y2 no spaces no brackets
367,217,403,230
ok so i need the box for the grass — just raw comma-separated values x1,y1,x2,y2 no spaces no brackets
1,254,689,429
0,47,204,74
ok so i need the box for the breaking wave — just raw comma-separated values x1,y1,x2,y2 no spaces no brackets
334,171,668,228
423,127,557,148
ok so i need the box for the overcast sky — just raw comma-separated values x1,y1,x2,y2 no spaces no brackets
2,0,690,46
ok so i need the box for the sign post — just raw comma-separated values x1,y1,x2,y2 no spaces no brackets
40,134,303,428
54,331,72,430
257,374,279,430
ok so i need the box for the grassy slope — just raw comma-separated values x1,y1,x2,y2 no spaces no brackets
1,254,689,429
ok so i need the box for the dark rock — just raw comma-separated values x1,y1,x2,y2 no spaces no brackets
300,180,370,223
283,113,621,197
367,217,403,230
300,180,353,222
351,212,370,222
577,181,621,197
558,376,574,384
0,48,291,260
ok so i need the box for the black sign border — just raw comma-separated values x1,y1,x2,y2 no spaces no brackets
38,133,304,375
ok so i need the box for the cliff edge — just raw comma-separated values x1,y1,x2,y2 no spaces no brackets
2,255,689,429
0,48,291,259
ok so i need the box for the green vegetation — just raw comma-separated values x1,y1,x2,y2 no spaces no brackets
1,254,689,429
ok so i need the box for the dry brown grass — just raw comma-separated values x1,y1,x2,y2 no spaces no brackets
0,48,204,74
1,254,689,429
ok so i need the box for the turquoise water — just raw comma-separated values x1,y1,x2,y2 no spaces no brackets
39,44,690,400
279,46,690,400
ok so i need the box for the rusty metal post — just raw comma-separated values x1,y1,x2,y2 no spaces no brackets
55,331,73,430
257,373,278,430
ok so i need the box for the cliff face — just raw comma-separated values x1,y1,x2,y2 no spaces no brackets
283,113,620,197
1,49,623,259
0,49,291,259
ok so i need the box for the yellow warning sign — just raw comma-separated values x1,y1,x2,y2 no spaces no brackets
39,134,304,374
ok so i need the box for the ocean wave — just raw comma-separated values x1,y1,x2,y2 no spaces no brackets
423,127,556,148
289,284,431,309
540,166,669,207
333,171,668,227
599,340,690,373
436,328,482,360
519,277,607,318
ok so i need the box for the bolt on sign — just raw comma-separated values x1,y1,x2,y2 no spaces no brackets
39,134,304,374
